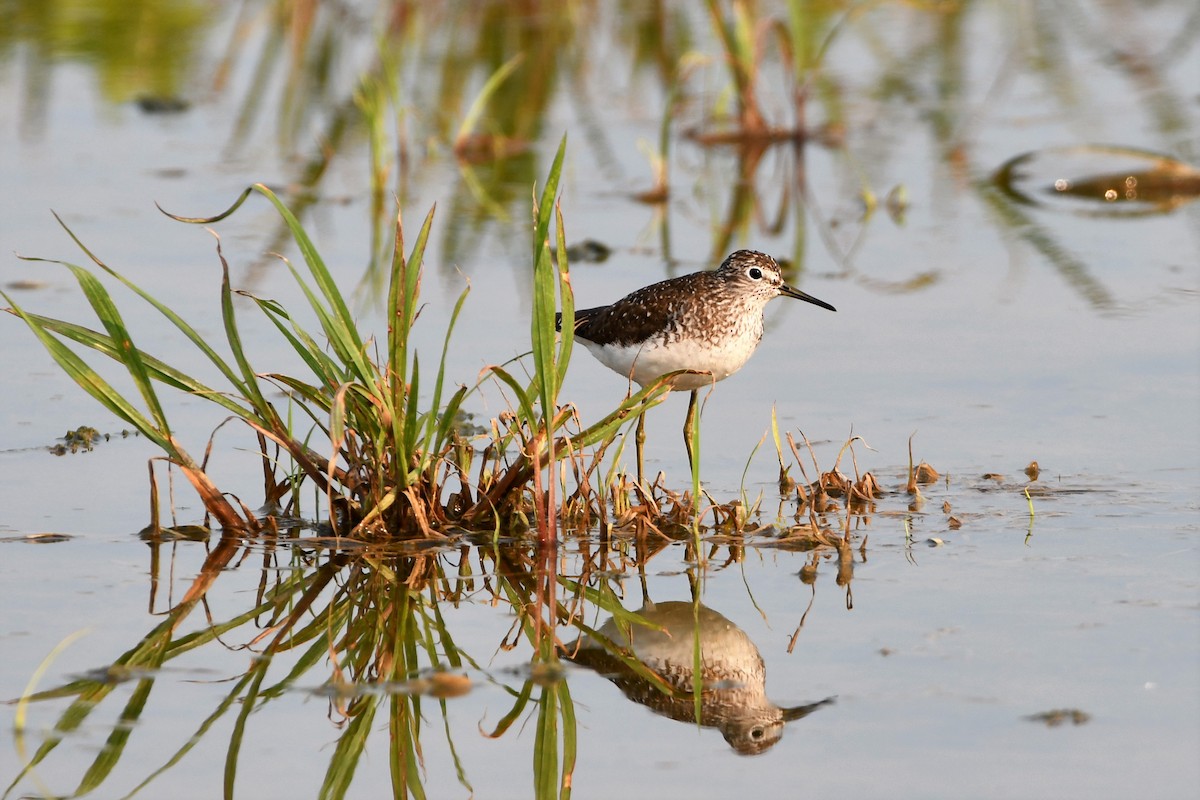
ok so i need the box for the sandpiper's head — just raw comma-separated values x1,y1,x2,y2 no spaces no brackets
717,250,836,312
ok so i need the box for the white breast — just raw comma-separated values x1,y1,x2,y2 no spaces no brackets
580,323,761,390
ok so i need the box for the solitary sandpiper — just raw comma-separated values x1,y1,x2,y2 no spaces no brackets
557,249,836,481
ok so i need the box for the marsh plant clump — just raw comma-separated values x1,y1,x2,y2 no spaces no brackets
4,143,896,546
2,145,687,542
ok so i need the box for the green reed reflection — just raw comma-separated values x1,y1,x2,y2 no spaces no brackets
1,0,209,105
7,0,1189,304
7,518,864,799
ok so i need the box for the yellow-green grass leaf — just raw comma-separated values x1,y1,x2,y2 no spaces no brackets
41,214,252,401
453,53,525,148
15,312,254,421
4,292,171,452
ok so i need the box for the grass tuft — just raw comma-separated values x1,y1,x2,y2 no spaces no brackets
5,148,682,542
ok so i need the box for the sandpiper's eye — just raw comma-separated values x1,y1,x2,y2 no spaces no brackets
747,267,763,280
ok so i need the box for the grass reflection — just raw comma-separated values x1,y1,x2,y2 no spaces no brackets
7,0,1189,301
5,413,881,796
7,512,865,797
7,535,572,798
1,0,210,108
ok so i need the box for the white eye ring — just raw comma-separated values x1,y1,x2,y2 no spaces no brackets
747,267,763,280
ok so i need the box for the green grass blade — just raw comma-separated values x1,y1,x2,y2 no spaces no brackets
453,53,525,147
557,681,576,800
75,677,156,795
486,366,536,429
389,205,438,478
530,135,568,421
4,292,170,451
569,375,677,450
157,186,256,225
401,354,422,477
224,661,269,800
14,313,254,420
387,206,437,392
318,697,378,800
552,205,574,394
217,242,275,422
420,282,471,449
249,184,373,379
275,255,368,381
432,385,471,449
50,262,170,434
247,295,344,388
39,214,250,399
266,374,335,416
533,684,559,800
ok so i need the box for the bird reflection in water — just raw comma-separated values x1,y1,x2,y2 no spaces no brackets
568,601,834,755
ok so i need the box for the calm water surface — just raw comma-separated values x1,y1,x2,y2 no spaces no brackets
1,2,1197,798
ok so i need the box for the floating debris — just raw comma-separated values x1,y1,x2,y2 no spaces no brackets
4,279,48,291
136,95,190,114
631,185,669,205
914,462,940,484
137,525,211,542
48,426,136,455
852,471,882,502
561,239,613,263
425,672,473,698
993,145,1200,215
0,532,75,544
452,132,529,163
885,184,908,224
1025,708,1091,727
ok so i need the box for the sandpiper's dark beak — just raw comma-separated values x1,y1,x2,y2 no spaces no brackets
781,697,836,722
780,284,836,312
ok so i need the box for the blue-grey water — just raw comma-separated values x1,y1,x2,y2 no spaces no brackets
2,2,1197,798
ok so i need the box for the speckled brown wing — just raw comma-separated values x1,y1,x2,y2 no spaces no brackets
559,272,720,347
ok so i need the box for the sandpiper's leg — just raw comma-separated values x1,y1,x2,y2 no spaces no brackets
635,411,647,484
683,389,698,471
